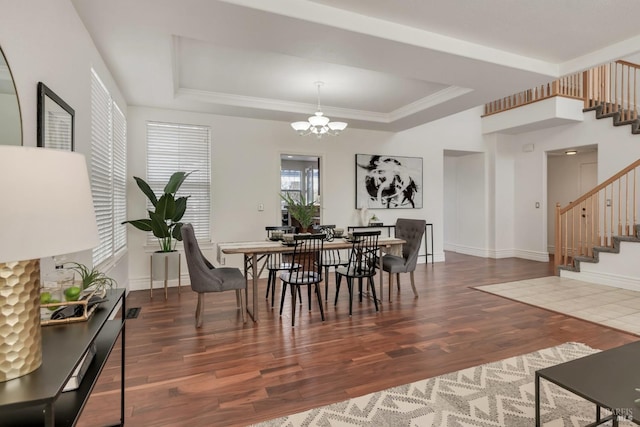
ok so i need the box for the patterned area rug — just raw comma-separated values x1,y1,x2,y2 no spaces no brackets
253,343,634,426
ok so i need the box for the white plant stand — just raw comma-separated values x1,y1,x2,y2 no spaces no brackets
150,251,181,300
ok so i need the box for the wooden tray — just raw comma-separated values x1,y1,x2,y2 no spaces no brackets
41,288,106,326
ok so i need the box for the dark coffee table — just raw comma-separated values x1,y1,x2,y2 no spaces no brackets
536,341,640,426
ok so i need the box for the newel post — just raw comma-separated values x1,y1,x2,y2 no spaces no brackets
554,203,561,273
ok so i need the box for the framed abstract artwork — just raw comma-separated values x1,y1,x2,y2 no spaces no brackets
355,154,423,209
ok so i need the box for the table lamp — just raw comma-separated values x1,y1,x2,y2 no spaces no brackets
0,146,99,382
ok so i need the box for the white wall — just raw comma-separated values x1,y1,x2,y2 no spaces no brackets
509,113,640,260
0,0,128,284
442,106,640,264
443,156,458,246
443,153,487,256
127,107,401,288
125,105,494,288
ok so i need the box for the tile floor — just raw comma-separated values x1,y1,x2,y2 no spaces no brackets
476,276,640,336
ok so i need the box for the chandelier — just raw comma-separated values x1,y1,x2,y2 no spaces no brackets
291,81,348,138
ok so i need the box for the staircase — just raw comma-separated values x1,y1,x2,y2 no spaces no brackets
584,102,640,135
565,224,640,272
555,159,640,290
483,60,640,287
484,60,640,139
560,225,640,291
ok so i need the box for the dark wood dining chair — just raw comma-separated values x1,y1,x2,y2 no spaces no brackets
279,233,325,327
313,224,349,302
334,230,380,316
181,223,246,327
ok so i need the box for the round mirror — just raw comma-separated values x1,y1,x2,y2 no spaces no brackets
0,47,21,146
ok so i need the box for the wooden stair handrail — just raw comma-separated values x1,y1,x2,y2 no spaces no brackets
555,158,640,271
616,59,640,70
484,59,640,118
558,158,640,215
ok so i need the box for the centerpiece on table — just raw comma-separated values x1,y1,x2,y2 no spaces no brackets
280,192,317,233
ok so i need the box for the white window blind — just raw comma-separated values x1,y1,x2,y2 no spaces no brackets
112,103,127,253
146,122,211,243
91,69,127,266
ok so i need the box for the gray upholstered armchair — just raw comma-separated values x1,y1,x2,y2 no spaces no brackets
182,223,246,327
382,218,426,302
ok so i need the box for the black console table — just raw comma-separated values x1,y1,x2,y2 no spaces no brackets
348,223,434,264
535,341,640,426
0,288,126,427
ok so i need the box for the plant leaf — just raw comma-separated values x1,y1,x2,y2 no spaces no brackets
149,211,170,238
173,196,189,222
164,171,192,195
172,223,184,241
134,176,158,207
121,219,153,231
280,192,316,229
156,194,176,221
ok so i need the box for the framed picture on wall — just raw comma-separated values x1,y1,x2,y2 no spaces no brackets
37,82,75,151
355,154,423,209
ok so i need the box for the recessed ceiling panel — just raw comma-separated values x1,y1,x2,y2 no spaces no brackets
176,36,448,113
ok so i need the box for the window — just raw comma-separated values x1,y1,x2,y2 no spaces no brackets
146,122,211,243
90,69,127,266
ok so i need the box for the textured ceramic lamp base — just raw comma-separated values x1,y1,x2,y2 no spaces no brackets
0,259,42,382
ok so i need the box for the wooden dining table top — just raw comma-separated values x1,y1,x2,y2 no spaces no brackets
219,236,405,255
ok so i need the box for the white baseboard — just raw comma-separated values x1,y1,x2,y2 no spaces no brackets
511,249,550,262
418,252,445,263
560,269,640,291
128,275,190,292
444,243,549,262
444,243,490,258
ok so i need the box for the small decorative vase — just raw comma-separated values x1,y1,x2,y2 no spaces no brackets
359,206,369,226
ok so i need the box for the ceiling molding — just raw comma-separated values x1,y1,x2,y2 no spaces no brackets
176,85,473,124
171,36,180,96
559,33,640,76
175,87,390,122
388,86,473,121
217,0,558,76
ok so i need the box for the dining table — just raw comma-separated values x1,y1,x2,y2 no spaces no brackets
217,236,405,322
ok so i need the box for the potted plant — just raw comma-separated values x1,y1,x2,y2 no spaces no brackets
65,262,116,299
369,214,382,226
122,171,191,283
280,192,317,233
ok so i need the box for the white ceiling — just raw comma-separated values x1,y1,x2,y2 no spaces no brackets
71,0,640,132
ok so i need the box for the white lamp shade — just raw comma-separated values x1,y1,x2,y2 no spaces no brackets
328,122,348,131
308,114,330,127
291,121,311,131
0,146,99,263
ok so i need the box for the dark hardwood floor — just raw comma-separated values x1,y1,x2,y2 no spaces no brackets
78,252,638,427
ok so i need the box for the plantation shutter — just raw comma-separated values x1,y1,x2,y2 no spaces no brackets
91,69,127,265
112,103,127,252
91,70,113,265
146,122,211,244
